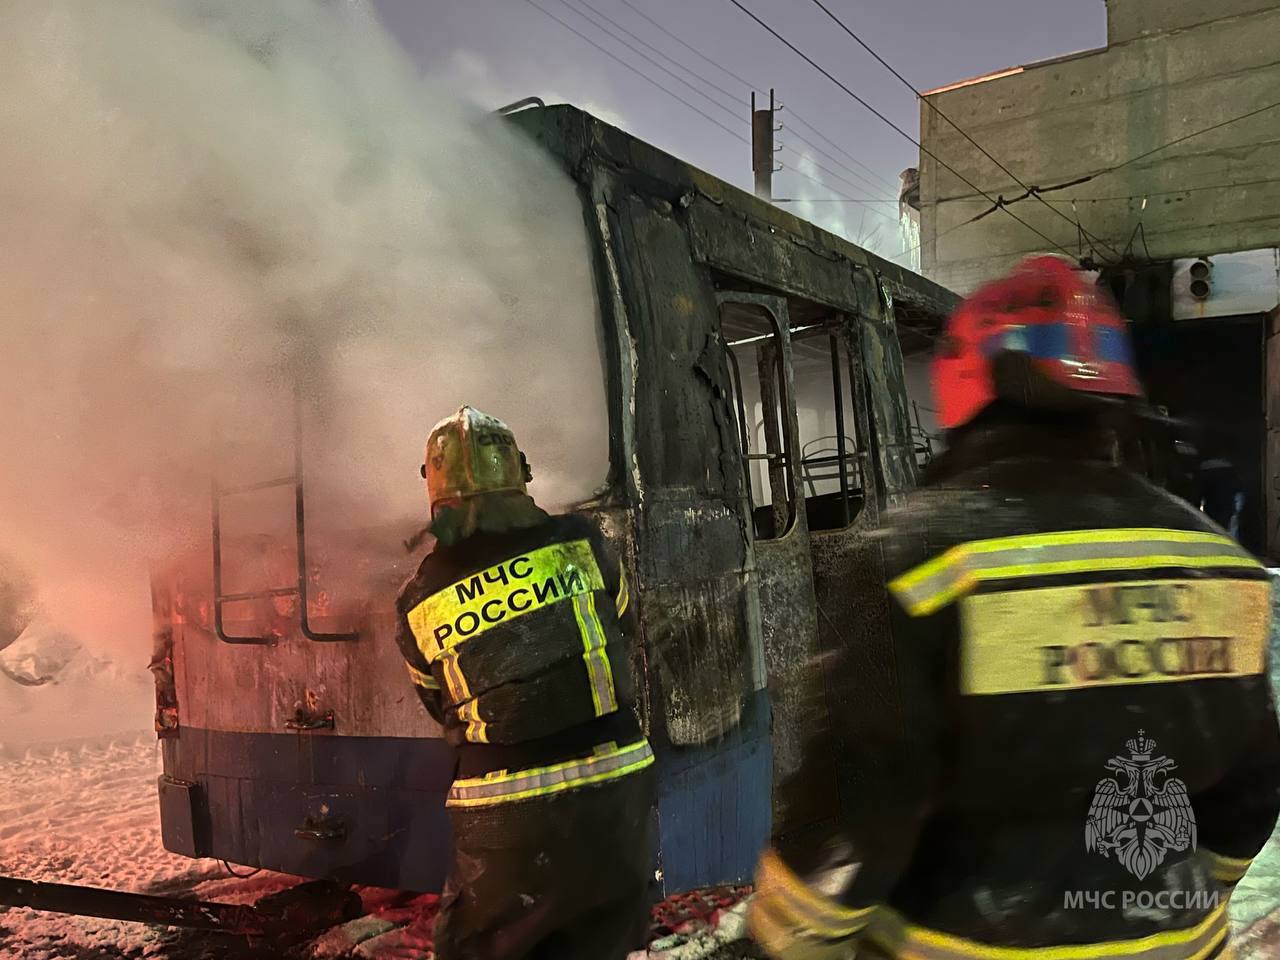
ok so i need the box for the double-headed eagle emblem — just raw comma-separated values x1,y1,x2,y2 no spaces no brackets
1085,731,1197,880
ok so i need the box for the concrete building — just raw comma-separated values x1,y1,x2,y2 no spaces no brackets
914,0,1280,559
919,0,1280,294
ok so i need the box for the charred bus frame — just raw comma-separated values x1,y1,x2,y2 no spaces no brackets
149,103,958,896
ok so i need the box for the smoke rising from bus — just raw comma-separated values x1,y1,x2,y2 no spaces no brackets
0,0,608,663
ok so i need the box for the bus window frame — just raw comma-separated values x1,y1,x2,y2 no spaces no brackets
716,295,798,542
790,318,871,533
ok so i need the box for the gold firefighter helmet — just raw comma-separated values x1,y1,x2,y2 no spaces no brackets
422,406,529,514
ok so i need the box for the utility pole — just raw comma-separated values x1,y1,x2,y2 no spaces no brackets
751,89,778,202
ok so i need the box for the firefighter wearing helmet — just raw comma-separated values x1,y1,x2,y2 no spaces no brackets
394,406,656,960
747,257,1280,959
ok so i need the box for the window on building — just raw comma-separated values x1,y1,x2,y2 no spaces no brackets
719,301,796,541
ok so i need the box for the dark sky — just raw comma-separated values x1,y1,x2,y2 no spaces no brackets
372,0,1107,259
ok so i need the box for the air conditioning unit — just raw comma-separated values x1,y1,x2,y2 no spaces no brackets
1188,258,1213,301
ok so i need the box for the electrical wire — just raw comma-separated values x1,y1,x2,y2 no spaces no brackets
782,197,898,203
524,0,900,222
782,152,899,209
943,98,1280,217
562,0,896,205
723,0,1080,262
1034,174,1280,203
784,114,901,194
612,0,900,193
887,211,982,264
524,0,751,147
571,0,747,112
803,0,1122,262
778,138,895,202
1107,98,1280,175
552,0,745,129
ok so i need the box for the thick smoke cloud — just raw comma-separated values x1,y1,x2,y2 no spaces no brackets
0,0,608,659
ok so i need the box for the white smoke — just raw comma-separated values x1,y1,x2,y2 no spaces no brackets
787,151,900,259
0,0,608,659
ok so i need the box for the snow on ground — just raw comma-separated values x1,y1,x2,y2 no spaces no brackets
0,735,228,958
3,733,1280,959
4,604,1280,959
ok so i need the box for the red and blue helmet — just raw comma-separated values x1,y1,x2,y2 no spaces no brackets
932,255,1141,430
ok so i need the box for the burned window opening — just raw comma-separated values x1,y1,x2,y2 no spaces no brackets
790,322,868,532
718,301,797,541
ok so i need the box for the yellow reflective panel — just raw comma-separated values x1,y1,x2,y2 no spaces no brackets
408,539,604,661
404,661,440,690
960,578,1270,696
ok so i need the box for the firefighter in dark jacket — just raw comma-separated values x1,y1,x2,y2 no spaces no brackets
395,405,656,960
748,256,1280,960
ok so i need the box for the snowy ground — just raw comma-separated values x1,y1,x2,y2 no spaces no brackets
4,617,1280,959
0,735,251,959
0,734,445,959
3,734,1280,960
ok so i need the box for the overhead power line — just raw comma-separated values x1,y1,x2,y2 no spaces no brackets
544,0,897,218
613,0,900,194
783,197,902,203
888,213,978,264
1109,97,1280,174
567,0,894,203
778,134,896,202
804,0,1122,263
523,0,749,145
1043,174,1280,202
959,97,1280,219
782,150,897,207
522,0,898,221
783,113,900,193
554,0,742,127
929,173,1280,208
567,0,748,114
723,0,1079,261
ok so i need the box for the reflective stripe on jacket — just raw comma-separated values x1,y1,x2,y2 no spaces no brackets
750,868,1231,960
748,421,1280,960
446,739,654,808
889,527,1258,618
863,903,1230,960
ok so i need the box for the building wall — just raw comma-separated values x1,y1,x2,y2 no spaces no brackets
919,0,1280,294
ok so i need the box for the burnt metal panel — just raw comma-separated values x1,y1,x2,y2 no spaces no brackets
654,689,772,893
754,534,820,791
599,184,761,747
611,191,744,496
713,292,820,813
646,566,754,746
686,197,866,315
157,776,206,859
800,527,894,831
581,170,775,879
161,727,454,891
862,297,918,502
504,105,959,323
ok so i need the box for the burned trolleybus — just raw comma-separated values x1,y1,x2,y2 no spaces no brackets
150,102,959,895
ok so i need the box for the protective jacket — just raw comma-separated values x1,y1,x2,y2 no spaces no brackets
395,510,651,792
749,416,1280,960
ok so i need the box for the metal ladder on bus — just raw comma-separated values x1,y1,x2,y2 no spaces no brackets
210,399,357,646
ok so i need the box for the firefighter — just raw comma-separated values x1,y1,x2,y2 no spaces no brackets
395,405,656,960
747,256,1280,960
